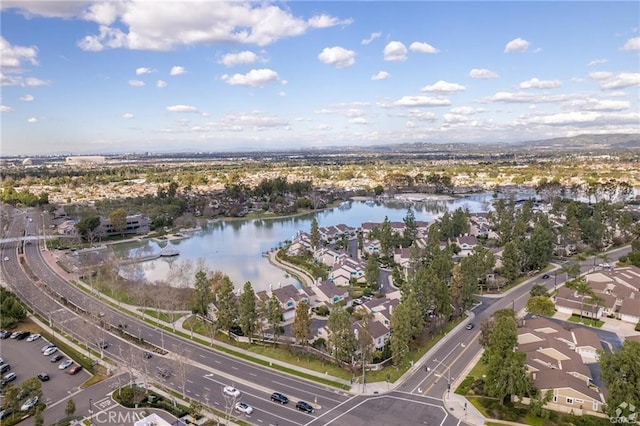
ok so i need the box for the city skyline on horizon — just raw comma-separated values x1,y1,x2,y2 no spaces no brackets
1,1,639,156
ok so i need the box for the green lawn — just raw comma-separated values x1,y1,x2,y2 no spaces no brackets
141,309,173,323
567,314,604,328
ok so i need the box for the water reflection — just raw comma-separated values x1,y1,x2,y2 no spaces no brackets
116,193,499,292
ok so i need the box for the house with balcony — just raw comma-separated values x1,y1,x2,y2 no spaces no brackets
329,257,366,286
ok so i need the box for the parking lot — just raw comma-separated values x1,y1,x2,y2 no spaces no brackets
0,332,90,408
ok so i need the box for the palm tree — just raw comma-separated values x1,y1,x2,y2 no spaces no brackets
566,278,594,323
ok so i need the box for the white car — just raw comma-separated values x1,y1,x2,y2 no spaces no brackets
21,396,38,411
3,257,8,261
43,346,57,356
235,402,254,414
26,334,41,342
59,359,73,370
223,386,241,398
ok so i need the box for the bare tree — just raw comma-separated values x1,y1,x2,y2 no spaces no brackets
173,344,192,400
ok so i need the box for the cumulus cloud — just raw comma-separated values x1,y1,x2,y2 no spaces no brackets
383,41,408,61
156,80,167,88
482,91,570,104
598,72,640,90
349,117,368,125
519,78,562,89
128,79,145,87
371,71,390,81
622,36,640,51
167,105,199,113
19,94,34,101
0,36,39,73
421,80,466,93
2,75,51,87
318,46,356,68
449,106,477,115
361,32,381,45
469,68,498,79
409,41,439,54
220,68,280,87
565,98,630,111
170,66,186,76
391,95,451,107
27,117,38,123
587,58,608,67
308,14,353,28
82,1,124,25
0,105,14,112
219,51,258,67
77,25,127,51
216,111,289,131
122,112,134,119
135,67,154,75
589,71,614,80
504,37,530,53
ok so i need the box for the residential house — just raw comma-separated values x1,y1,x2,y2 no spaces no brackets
312,280,351,307
455,235,478,257
98,214,150,237
353,318,391,351
315,247,348,267
618,298,640,325
330,257,366,286
362,238,381,256
287,231,313,256
554,287,604,319
270,284,313,321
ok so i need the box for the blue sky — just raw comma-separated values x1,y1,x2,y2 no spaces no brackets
1,1,639,155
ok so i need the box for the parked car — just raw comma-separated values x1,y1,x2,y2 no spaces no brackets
0,408,13,420
235,402,254,414
50,354,63,363
10,331,21,339
2,372,17,384
542,274,550,279
68,365,82,375
59,359,73,370
15,331,30,340
37,373,50,381
26,334,41,342
43,346,58,356
0,330,11,339
465,323,475,330
223,386,241,398
270,392,289,404
20,396,39,411
0,364,10,374
41,343,55,353
142,351,152,359
296,401,314,413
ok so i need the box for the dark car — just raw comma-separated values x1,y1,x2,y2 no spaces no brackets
270,392,289,404
50,354,63,363
143,351,152,359
296,401,314,413
0,330,11,339
37,373,50,381
15,331,31,340
0,364,10,374
68,365,83,375
542,274,550,279
0,408,14,420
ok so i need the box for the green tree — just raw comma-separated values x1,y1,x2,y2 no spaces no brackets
566,278,594,323
501,240,522,282
267,294,283,346
192,270,212,318
215,276,238,333
1,384,19,415
402,207,418,247
292,300,312,346
238,281,257,342
390,300,412,365
75,215,100,242
327,306,356,363
109,207,127,236
598,340,640,419
365,254,379,288
310,217,320,250
34,406,44,426
65,398,76,417
357,317,375,368
525,296,556,317
530,284,549,297
380,216,394,259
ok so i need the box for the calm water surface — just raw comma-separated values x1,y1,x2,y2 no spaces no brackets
116,193,499,291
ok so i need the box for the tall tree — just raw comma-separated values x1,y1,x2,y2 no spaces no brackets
327,306,356,363
380,216,394,259
356,317,375,370
109,207,128,236
238,281,257,342
365,254,379,288
390,300,412,365
65,399,76,417
501,240,522,282
310,217,320,251
565,278,594,323
215,276,238,334
267,294,283,346
292,300,312,346
192,270,212,318
402,207,418,247
75,215,100,243
525,296,556,317
599,341,640,419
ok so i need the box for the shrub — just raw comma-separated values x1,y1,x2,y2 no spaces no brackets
635,322,640,331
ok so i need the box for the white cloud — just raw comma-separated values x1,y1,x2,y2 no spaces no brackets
220,68,280,87
587,58,608,67
27,117,38,123
391,96,451,107
598,72,640,90
19,94,34,101
219,51,258,67
82,1,124,26
622,36,640,51
371,71,390,81
135,67,153,75
361,32,381,45
449,106,477,115
565,99,630,111
0,105,14,112
216,111,289,131
318,46,355,68
308,14,353,28
167,105,199,113
128,79,145,87
421,80,466,93
77,25,127,51
504,37,530,53
278,91,286,97
0,36,39,73
383,41,408,62
156,80,167,88
519,78,562,89
589,71,614,80
521,111,631,126
443,113,470,124
409,41,439,54
25,77,49,87
407,110,437,121
483,91,569,104
1,1,89,19
0,74,50,87
469,68,498,79
122,112,134,119
349,117,368,125
170,66,186,76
